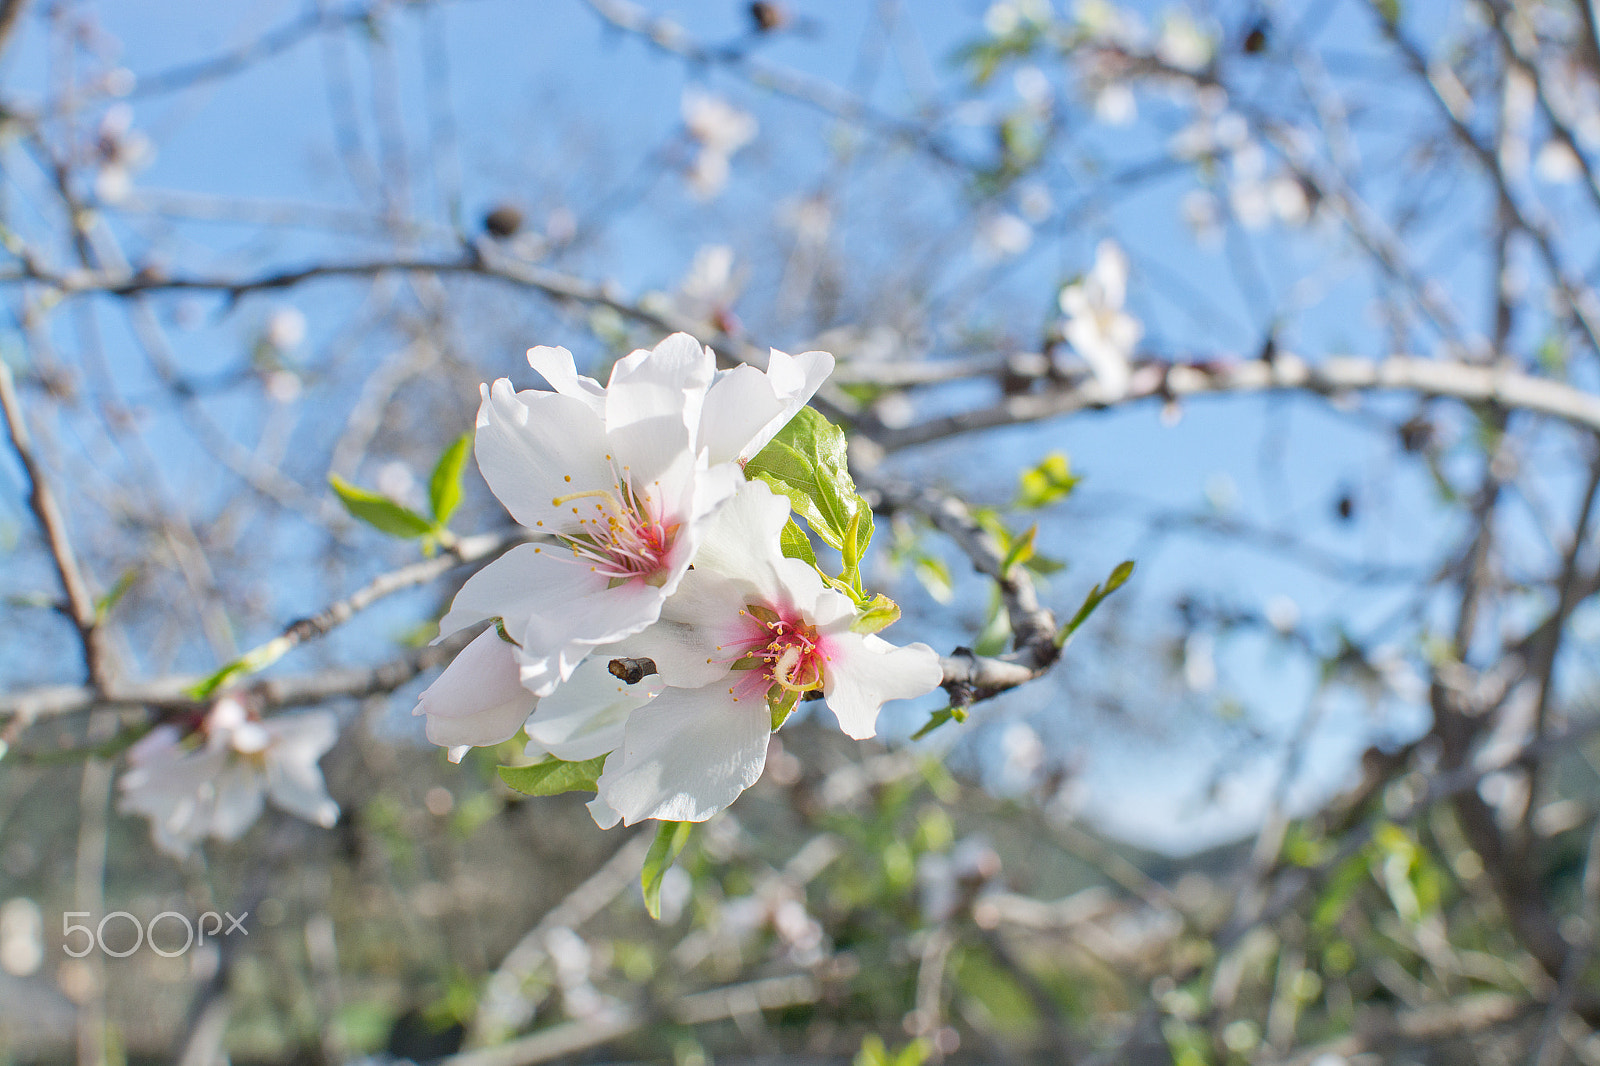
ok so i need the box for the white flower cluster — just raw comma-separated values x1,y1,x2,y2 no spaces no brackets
119,696,339,858
416,334,944,826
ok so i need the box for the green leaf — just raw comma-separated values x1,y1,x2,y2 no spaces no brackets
1055,560,1135,648
497,754,607,797
428,433,472,527
94,568,139,623
1016,451,1082,510
851,593,901,634
641,820,693,920
912,552,954,604
329,473,436,538
1023,551,1065,576
910,706,966,741
1001,523,1038,574
780,517,818,566
841,509,863,587
186,635,296,700
745,406,872,557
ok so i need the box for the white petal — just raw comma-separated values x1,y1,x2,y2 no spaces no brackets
508,560,675,695
690,479,806,604
415,628,537,752
1092,239,1128,309
698,365,785,467
820,634,944,739
605,406,696,489
587,793,623,829
699,348,834,464
438,544,565,639
260,710,338,762
126,724,183,768
207,763,266,842
610,569,750,688
525,656,662,762
596,685,770,824
265,756,340,829
604,333,713,444
474,379,615,529
526,345,607,416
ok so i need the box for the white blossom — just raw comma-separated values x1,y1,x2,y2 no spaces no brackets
682,89,757,199
422,333,831,757
438,333,741,696
590,480,942,825
119,697,339,858
1156,10,1215,73
976,212,1033,261
93,103,153,205
1059,239,1142,399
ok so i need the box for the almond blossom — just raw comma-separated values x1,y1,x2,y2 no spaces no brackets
437,333,741,696
682,88,757,199
118,697,339,858
427,332,831,728
589,480,943,825
1060,239,1141,400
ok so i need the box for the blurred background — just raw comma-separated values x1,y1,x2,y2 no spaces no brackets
4,0,1600,1062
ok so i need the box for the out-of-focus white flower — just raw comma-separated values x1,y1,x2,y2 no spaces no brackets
986,0,1053,37
1265,595,1301,635
0,898,42,977
119,697,339,858
1059,239,1142,399
1170,90,1247,160
719,883,827,964
1183,631,1216,692
93,103,153,205
997,721,1043,791
1537,140,1584,183
666,245,743,335
1156,10,1214,73
264,307,307,352
375,461,416,503
1181,188,1223,245
1094,80,1137,125
976,212,1033,262
1268,174,1311,225
264,370,302,404
589,480,943,826
1014,66,1054,114
1018,181,1054,222
1074,0,1141,43
545,926,607,1019
918,838,1002,923
682,89,757,199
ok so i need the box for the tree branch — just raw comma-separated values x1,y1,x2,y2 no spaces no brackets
0,359,111,688
875,353,1600,451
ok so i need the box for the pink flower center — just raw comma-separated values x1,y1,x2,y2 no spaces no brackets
725,605,830,703
540,471,679,584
